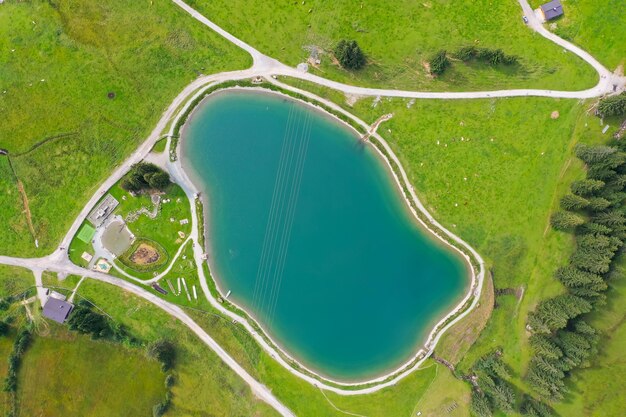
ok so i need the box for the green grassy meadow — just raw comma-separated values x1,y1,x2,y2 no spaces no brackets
530,0,626,70
75,279,279,417
0,265,35,298
17,325,166,417
0,0,250,257
187,0,597,91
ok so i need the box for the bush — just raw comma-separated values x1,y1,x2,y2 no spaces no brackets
153,402,168,417
454,46,518,66
165,374,175,388
0,321,9,337
334,40,366,70
147,339,176,371
429,50,450,75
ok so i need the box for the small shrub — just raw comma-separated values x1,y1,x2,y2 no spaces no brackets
153,402,167,417
0,321,9,336
147,339,176,371
165,374,175,388
429,50,450,75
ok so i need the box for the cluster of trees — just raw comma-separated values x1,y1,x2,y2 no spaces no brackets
429,46,518,76
470,351,515,416
68,300,137,344
3,328,31,393
334,40,366,70
597,92,626,117
470,351,553,417
429,50,451,76
121,162,171,193
527,143,626,401
454,46,518,66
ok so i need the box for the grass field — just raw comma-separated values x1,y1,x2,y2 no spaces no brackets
187,0,597,91
0,265,35,298
530,0,626,70
75,279,279,417
0,0,250,257
17,325,166,417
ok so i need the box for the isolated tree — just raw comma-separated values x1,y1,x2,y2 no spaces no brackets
550,211,585,230
429,50,450,75
334,40,366,70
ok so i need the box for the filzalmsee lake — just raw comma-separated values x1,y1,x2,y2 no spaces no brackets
181,90,468,381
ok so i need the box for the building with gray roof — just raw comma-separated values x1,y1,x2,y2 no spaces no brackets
540,0,564,21
42,297,74,323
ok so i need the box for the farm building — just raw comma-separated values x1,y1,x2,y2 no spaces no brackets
540,0,564,21
42,296,74,324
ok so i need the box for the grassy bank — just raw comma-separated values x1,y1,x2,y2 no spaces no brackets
187,0,596,91
0,0,250,257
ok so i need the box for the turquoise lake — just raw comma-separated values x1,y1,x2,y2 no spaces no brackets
181,90,468,381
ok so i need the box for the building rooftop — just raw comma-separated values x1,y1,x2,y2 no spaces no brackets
87,194,119,227
541,0,564,20
42,297,74,324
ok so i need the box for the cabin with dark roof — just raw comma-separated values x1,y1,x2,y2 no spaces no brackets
42,297,74,323
540,0,564,21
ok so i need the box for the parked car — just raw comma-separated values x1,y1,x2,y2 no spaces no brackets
523,16,529,24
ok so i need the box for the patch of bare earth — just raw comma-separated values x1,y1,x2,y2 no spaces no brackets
129,243,160,265
17,180,37,242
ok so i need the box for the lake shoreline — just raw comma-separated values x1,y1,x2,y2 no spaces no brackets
177,86,477,383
